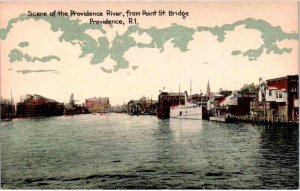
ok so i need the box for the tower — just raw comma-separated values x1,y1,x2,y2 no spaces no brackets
206,80,211,96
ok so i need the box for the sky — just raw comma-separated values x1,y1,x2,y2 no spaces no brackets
0,1,298,105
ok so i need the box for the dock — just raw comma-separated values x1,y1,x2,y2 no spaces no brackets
235,115,299,127
209,114,298,127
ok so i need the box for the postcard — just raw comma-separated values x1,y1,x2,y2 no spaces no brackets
0,0,298,189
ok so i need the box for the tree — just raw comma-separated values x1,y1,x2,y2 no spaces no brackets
219,90,232,97
240,83,259,93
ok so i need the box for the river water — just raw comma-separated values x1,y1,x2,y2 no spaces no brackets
0,113,298,189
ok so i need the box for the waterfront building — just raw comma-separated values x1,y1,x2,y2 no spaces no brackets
0,97,15,120
256,75,299,122
127,97,157,115
111,102,127,113
207,93,225,110
20,95,28,103
85,97,111,113
220,91,256,116
207,93,226,117
188,94,202,105
127,100,141,115
16,94,64,117
157,92,185,118
65,94,89,115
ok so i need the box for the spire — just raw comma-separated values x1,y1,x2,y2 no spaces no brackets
206,80,211,96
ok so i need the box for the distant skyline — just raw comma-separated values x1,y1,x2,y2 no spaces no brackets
0,1,298,105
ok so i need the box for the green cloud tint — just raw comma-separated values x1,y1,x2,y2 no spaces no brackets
0,14,198,73
1,14,298,73
16,69,60,74
242,45,264,61
231,50,242,56
132,66,138,70
9,48,61,63
197,18,298,61
18,41,29,48
101,67,112,74
137,24,196,53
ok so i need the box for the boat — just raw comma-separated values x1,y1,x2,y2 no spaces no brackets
170,91,202,120
209,115,238,123
157,91,185,119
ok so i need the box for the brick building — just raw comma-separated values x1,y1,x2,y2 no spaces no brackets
256,75,299,121
85,97,111,113
157,92,185,118
16,94,64,117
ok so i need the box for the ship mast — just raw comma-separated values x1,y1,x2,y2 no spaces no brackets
190,79,192,97
179,84,181,105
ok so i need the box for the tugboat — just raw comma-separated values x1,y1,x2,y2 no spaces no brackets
170,91,202,120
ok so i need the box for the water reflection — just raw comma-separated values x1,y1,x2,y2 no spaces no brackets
150,119,177,168
258,126,299,189
169,118,203,143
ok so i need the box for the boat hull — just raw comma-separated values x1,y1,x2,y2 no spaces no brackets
170,106,202,120
209,116,238,123
170,113,202,120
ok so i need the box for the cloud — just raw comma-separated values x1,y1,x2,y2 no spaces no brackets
16,69,60,74
132,65,138,70
136,24,196,53
18,41,29,48
197,18,298,61
0,15,197,73
1,14,298,73
8,48,61,63
100,67,112,74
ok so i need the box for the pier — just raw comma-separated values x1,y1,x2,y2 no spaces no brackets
208,114,298,127
235,115,298,127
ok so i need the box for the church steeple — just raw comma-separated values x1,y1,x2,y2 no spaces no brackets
206,80,211,96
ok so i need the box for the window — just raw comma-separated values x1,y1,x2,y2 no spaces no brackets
269,90,272,96
276,92,282,99
291,87,297,92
